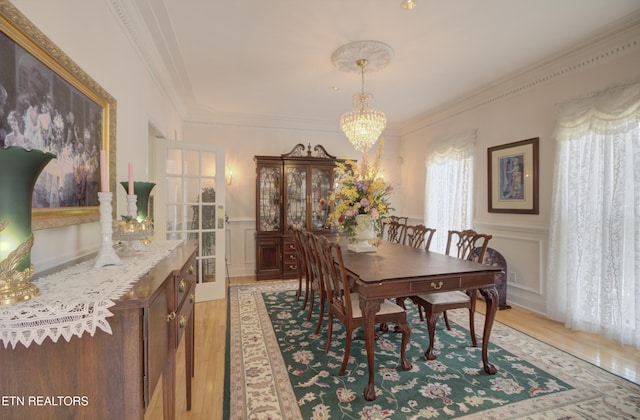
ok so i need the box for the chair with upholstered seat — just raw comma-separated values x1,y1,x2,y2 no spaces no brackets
292,228,309,306
300,230,327,335
317,235,412,376
401,224,436,322
411,229,492,360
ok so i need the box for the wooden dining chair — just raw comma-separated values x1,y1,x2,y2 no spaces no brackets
411,229,492,360
317,235,412,376
404,224,436,250
384,216,408,244
400,224,436,322
307,232,329,335
292,228,309,306
300,230,326,333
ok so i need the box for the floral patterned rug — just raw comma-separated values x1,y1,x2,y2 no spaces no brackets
225,281,640,419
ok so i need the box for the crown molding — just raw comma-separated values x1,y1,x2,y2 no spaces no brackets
106,0,187,116
400,13,640,136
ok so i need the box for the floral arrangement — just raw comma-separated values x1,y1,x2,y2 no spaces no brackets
328,140,393,242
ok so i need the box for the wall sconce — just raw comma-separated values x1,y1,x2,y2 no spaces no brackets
226,170,233,186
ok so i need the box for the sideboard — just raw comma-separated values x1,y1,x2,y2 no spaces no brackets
0,240,198,420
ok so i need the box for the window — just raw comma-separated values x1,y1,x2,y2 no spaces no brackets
547,80,640,349
424,130,475,253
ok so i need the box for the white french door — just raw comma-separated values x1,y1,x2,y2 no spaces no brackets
155,140,226,301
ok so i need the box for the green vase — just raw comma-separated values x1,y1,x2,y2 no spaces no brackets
120,181,156,219
0,146,55,304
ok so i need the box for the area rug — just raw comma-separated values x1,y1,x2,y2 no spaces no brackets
225,281,640,419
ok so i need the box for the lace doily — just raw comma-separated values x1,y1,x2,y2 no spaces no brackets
0,240,183,349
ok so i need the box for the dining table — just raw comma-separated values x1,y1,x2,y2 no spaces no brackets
339,240,503,401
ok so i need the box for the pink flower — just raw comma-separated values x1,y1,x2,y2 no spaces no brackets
370,208,379,219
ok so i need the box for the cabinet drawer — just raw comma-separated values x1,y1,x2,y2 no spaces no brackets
175,280,195,347
283,250,298,274
176,252,197,307
410,277,462,294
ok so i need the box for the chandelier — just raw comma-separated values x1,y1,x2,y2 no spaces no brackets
339,58,387,153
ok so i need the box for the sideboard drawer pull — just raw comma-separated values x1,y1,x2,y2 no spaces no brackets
190,293,195,303
166,311,176,322
430,281,443,290
188,265,195,275
179,279,187,292
179,315,187,329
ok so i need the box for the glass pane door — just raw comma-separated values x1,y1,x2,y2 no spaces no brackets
311,167,332,231
156,140,226,302
285,165,306,232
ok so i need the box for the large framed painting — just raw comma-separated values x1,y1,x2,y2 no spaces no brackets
0,1,117,229
488,137,539,214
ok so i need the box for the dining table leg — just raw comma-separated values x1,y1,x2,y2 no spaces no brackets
478,286,499,375
360,296,382,401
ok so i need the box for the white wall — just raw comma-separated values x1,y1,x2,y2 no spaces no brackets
399,27,640,314
11,0,183,271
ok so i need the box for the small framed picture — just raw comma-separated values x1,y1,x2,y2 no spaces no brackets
488,137,539,214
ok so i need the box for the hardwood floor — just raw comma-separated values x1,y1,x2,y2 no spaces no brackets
146,276,640,420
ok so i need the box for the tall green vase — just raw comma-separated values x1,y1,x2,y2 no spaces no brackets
120,181,156,220
0,146,56,304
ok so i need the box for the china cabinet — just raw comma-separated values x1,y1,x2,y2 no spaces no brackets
255,144,342,280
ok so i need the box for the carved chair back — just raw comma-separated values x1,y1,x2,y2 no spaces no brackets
445,229,492,263
404,224,436,250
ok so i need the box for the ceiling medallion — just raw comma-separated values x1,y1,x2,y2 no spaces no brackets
331,41,394,74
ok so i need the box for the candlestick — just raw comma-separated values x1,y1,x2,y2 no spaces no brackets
128,162,134,195
100,150,108,192
126,194,138,219
94,192,122,267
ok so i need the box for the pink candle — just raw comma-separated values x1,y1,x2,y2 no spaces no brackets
128,162,134,195
100,150,108,192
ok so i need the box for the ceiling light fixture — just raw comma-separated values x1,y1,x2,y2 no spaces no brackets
401,0,416,10
339,59,386,153
332,41,393,153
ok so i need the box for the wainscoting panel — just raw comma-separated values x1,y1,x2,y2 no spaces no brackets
475,221,549,315
226,217,257,277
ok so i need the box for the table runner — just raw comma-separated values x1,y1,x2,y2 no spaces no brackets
0,240,183,349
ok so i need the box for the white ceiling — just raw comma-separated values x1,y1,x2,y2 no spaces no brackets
129,0,640,129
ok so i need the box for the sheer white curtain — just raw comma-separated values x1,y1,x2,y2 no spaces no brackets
424,130,476,254
547,80,640,349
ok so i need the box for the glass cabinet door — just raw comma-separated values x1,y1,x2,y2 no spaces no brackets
310,167,332,231
285,165,307,231
258,165,282,232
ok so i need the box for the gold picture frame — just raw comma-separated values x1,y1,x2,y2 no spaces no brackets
0,1,117,230
488,137,539,214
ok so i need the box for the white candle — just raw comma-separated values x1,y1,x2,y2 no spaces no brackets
128,162,134,195
100,150,108,192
